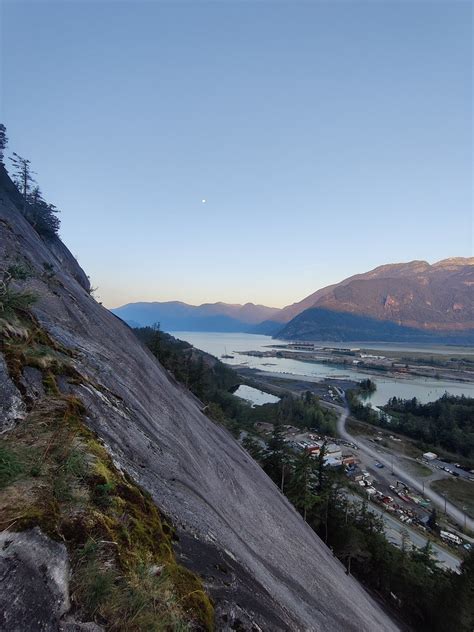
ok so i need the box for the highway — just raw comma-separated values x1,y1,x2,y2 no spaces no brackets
335,398,474,533
359,496,461,572
346,491,461,571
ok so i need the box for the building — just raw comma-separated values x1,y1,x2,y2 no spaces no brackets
342,454,358,467
324,456,343,467
422,451,438,461
325,443,342,460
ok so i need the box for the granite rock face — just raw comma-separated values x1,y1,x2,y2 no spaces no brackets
0,528,70,632
0,169,399,631
0,355,26,432
0,528,102,632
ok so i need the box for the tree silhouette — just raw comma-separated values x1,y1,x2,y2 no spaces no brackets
27,186,60,237
10,152,36,216
0,124,7,164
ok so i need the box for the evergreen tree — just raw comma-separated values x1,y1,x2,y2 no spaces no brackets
286,450,319,521
411,540,438,572
427,508,438,532
262,424,287,486
316,442,327,491
242,435,265,462
27,186,60,237
339,525,369,575
10,152,36,215
0,123,7,164
449,549,474,630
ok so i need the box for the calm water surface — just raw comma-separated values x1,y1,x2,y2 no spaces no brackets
171,331,474,406
234,384,280,406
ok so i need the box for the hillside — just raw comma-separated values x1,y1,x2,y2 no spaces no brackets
112,300,280,332
0,164,399,630
276,259,474,342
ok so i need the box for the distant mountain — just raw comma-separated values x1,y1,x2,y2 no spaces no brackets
276,258,474,343
113,258,474,342
111,300,280,332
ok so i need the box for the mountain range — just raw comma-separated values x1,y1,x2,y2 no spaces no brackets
112,300,280,332
113,257,474,343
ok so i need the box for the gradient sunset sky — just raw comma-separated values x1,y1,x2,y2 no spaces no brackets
1,0,472,308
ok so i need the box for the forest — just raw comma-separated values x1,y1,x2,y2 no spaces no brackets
383,394,474,461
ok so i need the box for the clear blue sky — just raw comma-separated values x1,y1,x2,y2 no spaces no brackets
1,0,472,308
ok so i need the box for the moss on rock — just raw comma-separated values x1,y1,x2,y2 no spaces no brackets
0,312,214,631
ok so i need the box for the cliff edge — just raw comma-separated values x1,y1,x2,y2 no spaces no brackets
0,169,399,631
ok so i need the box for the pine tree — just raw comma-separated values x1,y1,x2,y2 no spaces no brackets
427,508,438,531
242,436,265,462
262,424,287,485
0,124,7,164
339,525,369,575
27,186,60,237
286,450,319,521
411,540,438,572
449,549,474,630
10,152,36,215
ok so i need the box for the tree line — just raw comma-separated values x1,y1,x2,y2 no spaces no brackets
347,385,474,465
383,394,474,462
0,123,60,238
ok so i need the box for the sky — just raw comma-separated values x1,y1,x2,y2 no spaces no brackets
1,0,472,309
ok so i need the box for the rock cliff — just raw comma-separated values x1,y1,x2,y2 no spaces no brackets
0,167,399,631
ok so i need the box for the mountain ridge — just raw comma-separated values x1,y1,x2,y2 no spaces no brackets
276,257,474,341
112,299,280,332
115,257,474,341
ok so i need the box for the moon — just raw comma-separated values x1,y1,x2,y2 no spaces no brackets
201,199,207,204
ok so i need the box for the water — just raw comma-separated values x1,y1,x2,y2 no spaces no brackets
233,384,280,406
171,331,474,406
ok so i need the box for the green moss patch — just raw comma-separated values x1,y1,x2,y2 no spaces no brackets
0,311,214,630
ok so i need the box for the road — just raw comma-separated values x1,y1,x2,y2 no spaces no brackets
427,456,474,481
336,398,474,533
346,492,461,572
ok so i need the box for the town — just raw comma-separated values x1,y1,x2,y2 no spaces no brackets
252,420,471,570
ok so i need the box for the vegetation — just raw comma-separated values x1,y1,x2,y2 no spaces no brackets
383,394,474,462
400,457,432,478
358,378,376,396
0,123,7,164
431,478,474,519
0,295,214,630
134,325,337,437
0,268,37,322
347,385,474,465
346,384,380,424
1,124,60,237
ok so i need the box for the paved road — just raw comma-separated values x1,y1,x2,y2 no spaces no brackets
336,399,474,533
345,492,461,571
368,500,460,571
428,456,474,481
